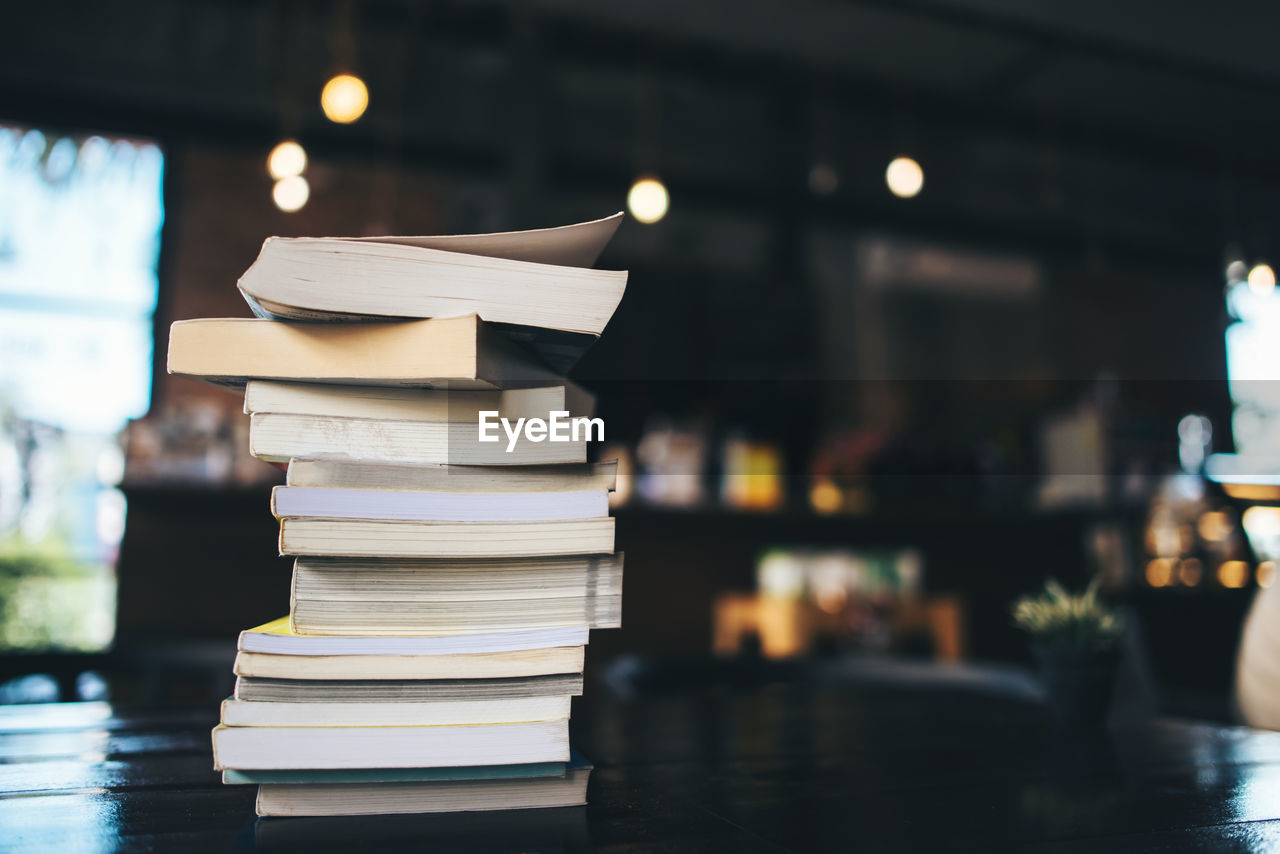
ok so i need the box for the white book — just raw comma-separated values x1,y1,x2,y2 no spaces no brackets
286,459,617,494
211,719,569,770
289,554,623,635
237,214,627,338
220,695,571,728
254,759,591,817
270,487,609,522
244,381,595,422
278,517,615,559
250,412,587,466
237,618,589,656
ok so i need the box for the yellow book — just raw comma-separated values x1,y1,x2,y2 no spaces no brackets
237,618,588,656
167,314,568,390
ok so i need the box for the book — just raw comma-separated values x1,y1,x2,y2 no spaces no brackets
167,314,565,390
289,554,623,635
254,755,593,817
278,517,615,559
271,487,609,522
210,719,570,770
236,618,588,656
291,597,620,636
286,459,617,493
233,647,585,681
340,214,619,267
245,380,595,422
250,796,589,843
250,412,589,466
181,213,626,817
237,214,626,337
219,695,572,727
233,674,583,703
223,762,568,785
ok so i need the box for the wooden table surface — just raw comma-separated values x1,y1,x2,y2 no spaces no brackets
4,661,1280,852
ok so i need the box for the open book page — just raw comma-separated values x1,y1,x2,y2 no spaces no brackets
349,212,624,269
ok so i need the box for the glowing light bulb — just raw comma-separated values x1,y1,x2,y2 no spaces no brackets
628,176,669,224
886,156,923,198
267,140,307,180
272,175,310,212
1248,263,1275,296
321,74,369,124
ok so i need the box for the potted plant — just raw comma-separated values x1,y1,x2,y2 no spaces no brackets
1013,578,1124,730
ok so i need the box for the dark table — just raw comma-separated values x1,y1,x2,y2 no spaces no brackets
4,660,1280,852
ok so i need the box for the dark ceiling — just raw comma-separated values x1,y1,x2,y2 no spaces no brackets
3,0,1280,266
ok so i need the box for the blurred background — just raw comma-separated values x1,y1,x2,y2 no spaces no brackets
2,0,1280,721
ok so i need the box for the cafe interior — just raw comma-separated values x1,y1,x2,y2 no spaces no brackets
6,1,1280,849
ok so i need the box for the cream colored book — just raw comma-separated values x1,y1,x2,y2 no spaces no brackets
249,413,588,466
167,314,566,389
254,757,591,817
341,214,620,267
220,695,571,727
286,459,617,493
237,214,627,338
211,719,570,770
233,647,585,680
289,554,623,635
236,617,588,656
290,597,620,636
244,381,596,421
278,517,615,559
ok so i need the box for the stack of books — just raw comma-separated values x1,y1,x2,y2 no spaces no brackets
167,213,628,817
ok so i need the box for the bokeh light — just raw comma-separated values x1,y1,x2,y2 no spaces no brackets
1227,258,1249,284
321,74,369,124
808,163,839,196
267,140,307,180
272,175,310,212
1178,558,1203,587
886,156,924,198
1259,562,1276,589
1146,558,1175,587
1217,560,1250,589
628,176,669,224
1248,263,1276,296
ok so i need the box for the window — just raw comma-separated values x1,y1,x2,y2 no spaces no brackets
1225,277,1280,459
0,124,164,651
